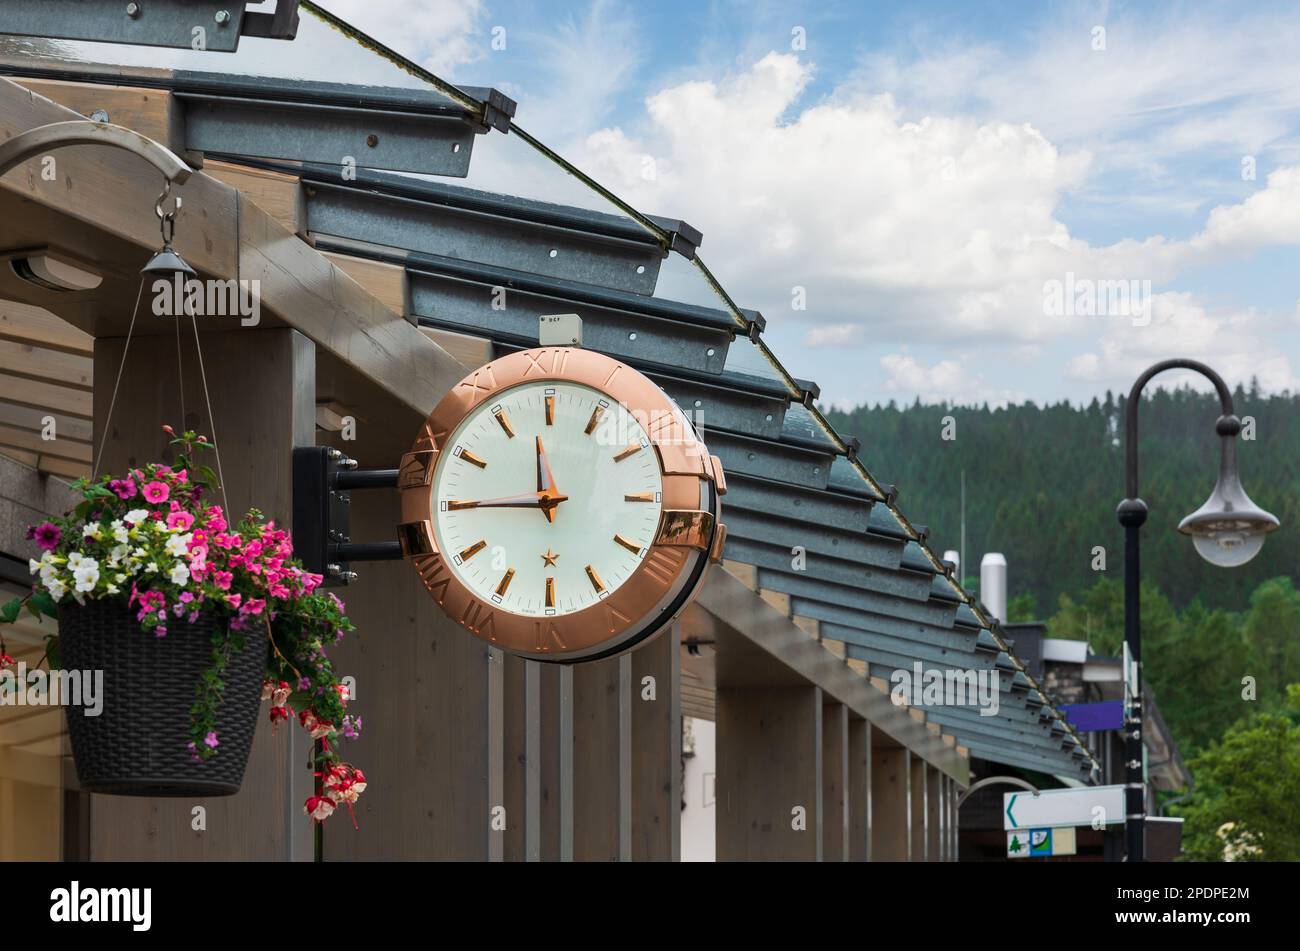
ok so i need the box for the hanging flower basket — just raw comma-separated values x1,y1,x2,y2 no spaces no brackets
0,427,368,823
58,599,263,796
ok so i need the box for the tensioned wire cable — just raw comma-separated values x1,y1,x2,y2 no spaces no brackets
298,2,1096,764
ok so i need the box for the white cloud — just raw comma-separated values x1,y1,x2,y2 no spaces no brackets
878,354,1027,407
320,0,487,77
1064,293,1299,393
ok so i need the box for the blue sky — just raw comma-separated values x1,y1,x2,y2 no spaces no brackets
84,0,1300,408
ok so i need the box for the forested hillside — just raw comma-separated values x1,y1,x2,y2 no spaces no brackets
825,382,1299,615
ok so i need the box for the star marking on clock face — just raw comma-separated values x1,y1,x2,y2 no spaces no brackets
541,548,559,567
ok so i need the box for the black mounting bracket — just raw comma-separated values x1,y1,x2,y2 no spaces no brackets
292,446,402,586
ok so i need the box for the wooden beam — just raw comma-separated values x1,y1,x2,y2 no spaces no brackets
0,372,90,418
0,424,90,462
321,252,407,320
722,559,757,590
0,300,93,355
0,401,92,443
420,328,490,370
0,339,93,390
9,77,186,156
206,159,304,236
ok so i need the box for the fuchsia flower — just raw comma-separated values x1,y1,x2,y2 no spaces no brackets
166,510,194,532
142,481,170,504
213,570,233,591
203,731,219,749
31,522,61,551
304,796,335,822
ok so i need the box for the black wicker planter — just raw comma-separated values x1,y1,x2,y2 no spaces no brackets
58,599,265,797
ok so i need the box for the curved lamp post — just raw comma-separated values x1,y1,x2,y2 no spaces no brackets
1117,358,1279,861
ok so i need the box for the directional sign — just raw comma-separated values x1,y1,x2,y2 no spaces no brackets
1004,785,1125,830
1007,826,1078,858
1061,700,1124,732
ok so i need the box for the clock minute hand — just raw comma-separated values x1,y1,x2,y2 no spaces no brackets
535,436,563,523
448,491,569,511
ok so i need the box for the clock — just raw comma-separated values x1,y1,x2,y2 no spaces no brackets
397,346,726,662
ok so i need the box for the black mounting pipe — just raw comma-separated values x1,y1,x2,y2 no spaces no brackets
330,542,404,562
334,468,400,491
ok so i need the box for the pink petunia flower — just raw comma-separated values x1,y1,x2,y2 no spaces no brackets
213,570,234,591
204,731,219,749
108,477,137,500
32,522,61,551
142,481,169,504
166,511,194,532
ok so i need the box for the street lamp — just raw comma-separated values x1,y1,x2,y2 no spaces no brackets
1116,358,1280,862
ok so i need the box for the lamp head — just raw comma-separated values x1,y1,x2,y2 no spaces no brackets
1177,415,1279,567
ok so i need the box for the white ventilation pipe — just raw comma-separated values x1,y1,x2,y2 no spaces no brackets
980,552,1007,624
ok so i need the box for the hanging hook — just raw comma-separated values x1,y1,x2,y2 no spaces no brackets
156,179,183,245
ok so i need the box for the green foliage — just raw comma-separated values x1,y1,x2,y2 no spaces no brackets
1175,709,1300,861
1044,576,1299,756
825,383,1298,614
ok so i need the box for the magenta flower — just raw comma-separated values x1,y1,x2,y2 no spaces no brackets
108,477,137,500
204,731,219,749
166,510,194,532
32,522,61,551
213,570,233,591
142,481,169,504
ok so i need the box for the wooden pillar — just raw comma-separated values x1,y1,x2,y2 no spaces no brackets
324,478,493,860
926,767,942,862
871,734,909,861
821,701,849,861
847,717,871,861
717,685,822,861
950,779,961,862
570,654,628,860
631,624,681,861
89,328,314,860
909,756,927,862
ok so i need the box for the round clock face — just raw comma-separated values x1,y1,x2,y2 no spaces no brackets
398,346,725,663
430,380,664,618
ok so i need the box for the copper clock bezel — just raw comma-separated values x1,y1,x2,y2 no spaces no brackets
397,346,725,663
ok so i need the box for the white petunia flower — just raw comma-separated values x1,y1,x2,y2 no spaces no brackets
28,558,41,576
169,562,190,586
145,562,159,574
125,509,149,525
45,578,67,601
109,543,130,566
112,520,129,543
72,560,100,593
82,523,102,541
66,552,84,569
165,533,192,557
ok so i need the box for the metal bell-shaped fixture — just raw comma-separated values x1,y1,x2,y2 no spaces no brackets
1177,415,1279,567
